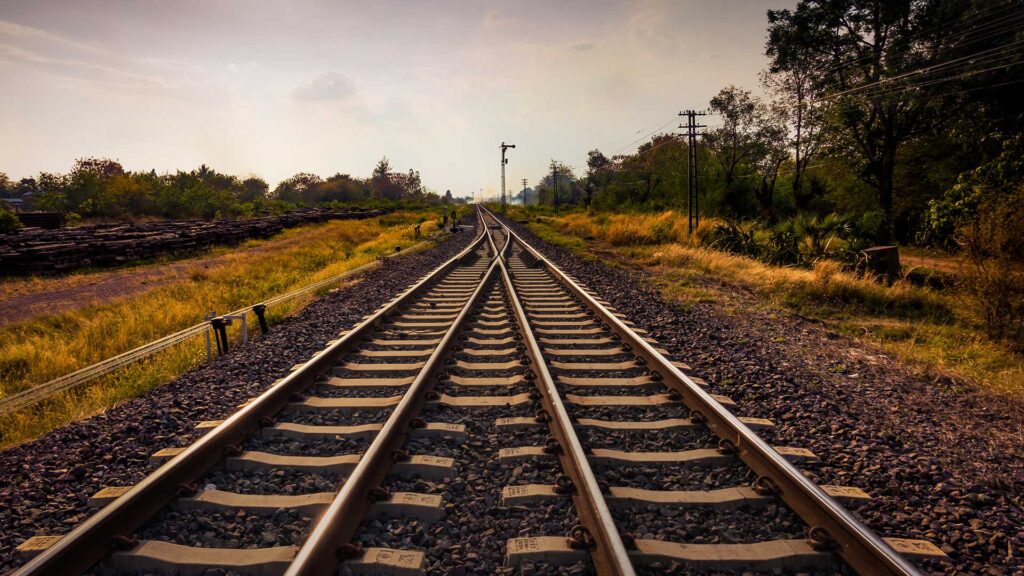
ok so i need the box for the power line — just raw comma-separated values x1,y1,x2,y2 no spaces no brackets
819,38,1024,102
807,0,1022,83
611,116,680,155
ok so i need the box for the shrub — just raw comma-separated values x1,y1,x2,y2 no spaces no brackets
65,211,83,227
957,188,1024,346
925,135,1024,250
0,205,22,234
704,218,760,257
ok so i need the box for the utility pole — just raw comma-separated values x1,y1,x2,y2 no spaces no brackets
521,178,528,206
550,160,559,214
501,142,516,213
679,110,707,234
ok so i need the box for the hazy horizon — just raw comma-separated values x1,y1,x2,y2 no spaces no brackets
1,0,783,199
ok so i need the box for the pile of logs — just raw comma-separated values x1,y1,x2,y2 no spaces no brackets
0,208,387,276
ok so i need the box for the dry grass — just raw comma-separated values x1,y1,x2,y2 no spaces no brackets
0,212,438,447
528,212,1024,398
547,210,718,247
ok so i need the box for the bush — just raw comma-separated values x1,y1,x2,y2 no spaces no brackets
925,135,1024,250
0,205,22,234
957,188,1024,346
704,219,760,257
65,211,82,227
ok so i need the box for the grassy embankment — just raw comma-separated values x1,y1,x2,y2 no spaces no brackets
510,207,1023,398
0,211,440,448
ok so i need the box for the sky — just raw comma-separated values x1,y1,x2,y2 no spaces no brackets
0,0,786,200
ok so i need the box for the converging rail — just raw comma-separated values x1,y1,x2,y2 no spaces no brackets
12,206,947,576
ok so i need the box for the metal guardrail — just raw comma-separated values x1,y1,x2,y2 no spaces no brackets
0,232,445,417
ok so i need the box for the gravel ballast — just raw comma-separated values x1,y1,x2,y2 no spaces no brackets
500,214,1023,576
0,227,475,572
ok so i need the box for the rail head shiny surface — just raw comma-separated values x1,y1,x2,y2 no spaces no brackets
480,205,922,576
13,220,489,576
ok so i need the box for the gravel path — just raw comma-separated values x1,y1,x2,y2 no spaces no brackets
500,215,1023,576
0,227,475,572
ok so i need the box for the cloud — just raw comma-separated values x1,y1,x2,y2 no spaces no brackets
0,43,165,91
570,41,596,52
292,71,357,101
482,9,518,32
0,19,167,92
0,19,108,57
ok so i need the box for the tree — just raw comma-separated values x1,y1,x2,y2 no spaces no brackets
239,176,270,203
273,173,323,203
761,68,828,211
535,164,577,208
751,101,791,221
766,0,967,237
706,86,760,195
371,157,404,201
585,150,611,207
318,174,369,203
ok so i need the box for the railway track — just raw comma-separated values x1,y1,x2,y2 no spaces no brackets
12,206,946,576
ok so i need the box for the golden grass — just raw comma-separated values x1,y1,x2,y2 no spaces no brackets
528,212,1024,399
0,212,438,447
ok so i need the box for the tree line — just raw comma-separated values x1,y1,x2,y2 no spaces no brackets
530,0,1023,247
0,157,456,223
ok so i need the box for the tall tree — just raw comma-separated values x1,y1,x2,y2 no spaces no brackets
751,101,791,221
706,86,760,193
766,0,966,235
761,68,828,211
371,157,403,200
585,149,611,207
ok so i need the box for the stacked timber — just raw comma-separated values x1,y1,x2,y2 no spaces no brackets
0,208,385,276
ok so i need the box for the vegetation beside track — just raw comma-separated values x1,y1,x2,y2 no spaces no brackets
510,206,1024,399
0,211,440,448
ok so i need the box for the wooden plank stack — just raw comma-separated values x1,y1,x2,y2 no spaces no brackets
0,208,386,277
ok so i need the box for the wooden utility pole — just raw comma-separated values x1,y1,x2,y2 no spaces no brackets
521,178,528,206
679,110,707,234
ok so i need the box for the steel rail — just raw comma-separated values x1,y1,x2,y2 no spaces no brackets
285,222,501,575
482,210,637,576
0,231,446,416
483,206,922,576
13,224,487,576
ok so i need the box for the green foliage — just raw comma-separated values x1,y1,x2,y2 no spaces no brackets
957,186,1024,346
0,204,22,234
705,220,760,258
702,212,880,269
5,156,443,222
925,136,1024,250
